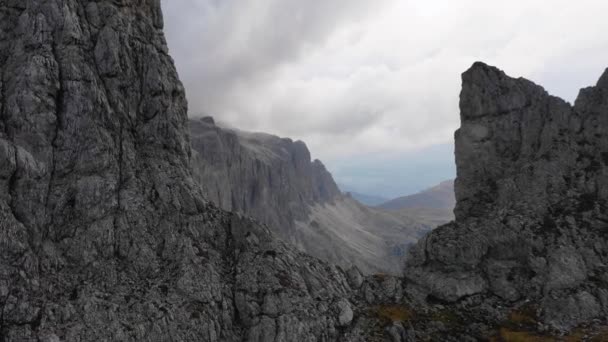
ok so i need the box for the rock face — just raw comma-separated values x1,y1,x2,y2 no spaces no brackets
190,118,341,235
190,118,434,274
406,62,608,331
0,2,362,341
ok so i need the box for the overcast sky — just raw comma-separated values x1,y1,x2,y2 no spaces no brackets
161,0,608,198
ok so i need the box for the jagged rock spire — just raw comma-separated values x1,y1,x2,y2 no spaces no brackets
407,62,608,331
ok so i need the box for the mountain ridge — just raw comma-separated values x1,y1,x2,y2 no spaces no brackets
379,179,456,210
189,117,438,274
406,61,608,332
0,3,364,340
343,191,389,206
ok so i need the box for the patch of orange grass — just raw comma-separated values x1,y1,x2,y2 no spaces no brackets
508,310,537,327
373,305,412,322
372,273,388,281
491,327,554,342
587,326,608,342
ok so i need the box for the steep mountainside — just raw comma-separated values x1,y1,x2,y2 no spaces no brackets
0,2,367,341
190,118,434,274
379,180,455,210
190,117,341,235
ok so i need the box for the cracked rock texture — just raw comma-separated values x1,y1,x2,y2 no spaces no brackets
0,2,365,341
189,118,434,274
3,0,608,340
406,62,608,331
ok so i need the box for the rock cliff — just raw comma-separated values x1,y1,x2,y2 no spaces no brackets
190,118,433,274
407,62,608,332
0,2,360,341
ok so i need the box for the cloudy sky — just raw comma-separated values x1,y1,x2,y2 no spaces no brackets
161,0,608,198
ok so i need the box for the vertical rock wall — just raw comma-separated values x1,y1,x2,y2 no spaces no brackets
0,2,357,341
407,62,608,330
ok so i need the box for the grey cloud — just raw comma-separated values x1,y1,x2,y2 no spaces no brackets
160,0,608,196
161,0,383,115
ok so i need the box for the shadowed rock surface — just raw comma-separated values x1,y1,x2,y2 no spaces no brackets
190,119,434,274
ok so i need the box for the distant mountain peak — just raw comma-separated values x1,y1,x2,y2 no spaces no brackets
342,190,389,206
379,179,455,210
189,121,442,274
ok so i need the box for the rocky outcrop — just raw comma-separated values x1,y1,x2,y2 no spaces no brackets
406,62,608,331
189,118,434,274
0,2,362,341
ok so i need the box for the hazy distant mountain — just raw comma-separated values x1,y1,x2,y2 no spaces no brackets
343,191,389,206
379,179,455,210
189,117,438,274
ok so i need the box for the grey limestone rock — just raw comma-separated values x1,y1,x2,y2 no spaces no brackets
347,266,364,289
406,62,608,331
336,299,354,326
0,1,358,341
